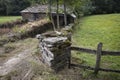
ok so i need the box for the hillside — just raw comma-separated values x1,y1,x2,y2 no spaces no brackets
72,14,120,80
73,14,120,51
0,14,120,80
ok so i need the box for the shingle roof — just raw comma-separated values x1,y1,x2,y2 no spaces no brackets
21,4,71,14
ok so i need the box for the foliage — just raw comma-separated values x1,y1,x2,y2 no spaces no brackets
91,0,120,14
0,0,120,16
0,0,31,15
73,0,94,17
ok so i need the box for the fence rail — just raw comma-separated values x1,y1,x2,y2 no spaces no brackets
70,64,120,73
71,47,120,56
69,43,120,74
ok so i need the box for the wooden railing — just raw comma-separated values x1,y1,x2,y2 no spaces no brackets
69,43,120,74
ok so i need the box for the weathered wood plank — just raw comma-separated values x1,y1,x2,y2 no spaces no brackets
66,47,71,69
99,68,120,73
94,43,102,74
71,46,96,54
102,51,120,56
71,46,120,56
71,64,120,73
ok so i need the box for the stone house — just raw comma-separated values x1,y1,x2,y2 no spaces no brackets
21,5,76,26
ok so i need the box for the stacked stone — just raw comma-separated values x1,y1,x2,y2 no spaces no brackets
37,33,71,71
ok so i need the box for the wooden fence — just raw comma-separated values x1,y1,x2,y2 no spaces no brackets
69,43,120,74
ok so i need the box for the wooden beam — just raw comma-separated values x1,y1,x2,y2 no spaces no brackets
71,46,120,56
71,64,120,73
94,43,102,74
71,47,96,54
102,51,120,56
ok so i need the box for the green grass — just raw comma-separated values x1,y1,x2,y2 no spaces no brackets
0,16,22,24
72,14,120,80
73,14,120,51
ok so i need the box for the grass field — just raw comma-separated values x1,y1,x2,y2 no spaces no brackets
72,14,120,80
0,16,22,24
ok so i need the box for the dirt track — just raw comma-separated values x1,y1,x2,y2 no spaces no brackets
0,38,40,80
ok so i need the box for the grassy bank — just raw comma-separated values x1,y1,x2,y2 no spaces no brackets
0,19,51,46
72,14,120,80
0,16,22,24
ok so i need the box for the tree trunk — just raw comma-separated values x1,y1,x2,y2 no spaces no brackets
48,0,56,31
56,0,60,30
64,0,67,26
48,0,51,19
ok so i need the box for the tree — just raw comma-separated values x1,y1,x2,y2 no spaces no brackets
91,0,120,14
56,0,60,29
0,0,7,15
0,0,30,15
63,0,67,26
48,0,56,31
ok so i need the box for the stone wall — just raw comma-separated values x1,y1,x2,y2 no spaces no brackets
37,31,71,72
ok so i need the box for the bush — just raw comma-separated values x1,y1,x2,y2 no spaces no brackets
91,0,120,14
74,0,95,17
73,0,120,17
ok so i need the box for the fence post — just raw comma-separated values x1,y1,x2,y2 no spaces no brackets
94,42,103,74
67,47,71,69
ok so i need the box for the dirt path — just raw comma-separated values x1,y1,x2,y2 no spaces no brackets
0,38,40,79
0,49,33,76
